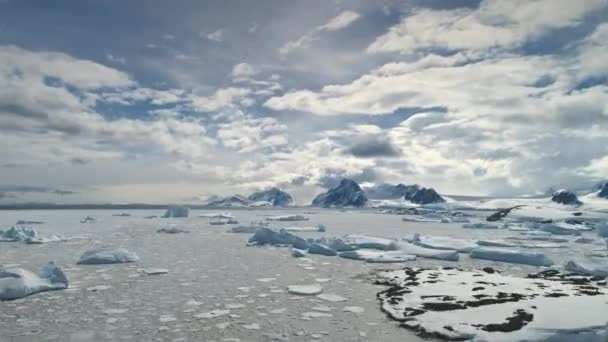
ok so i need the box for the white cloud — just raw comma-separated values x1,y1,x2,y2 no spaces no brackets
279,10,361,55
229,62,258,79
189,87,251,112
217,112,288,153
577,23,608,77
204,29,224,42
368,0,607,53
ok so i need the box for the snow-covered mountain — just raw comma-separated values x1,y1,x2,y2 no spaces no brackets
312,179,368,208
365,183,445,204
247,187,294,207
205,195,252,207
551,189,582,205
598,182,608,199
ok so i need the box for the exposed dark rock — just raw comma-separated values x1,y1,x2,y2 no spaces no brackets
312,179,368,208
551,189,582,205
247,187,294,207
599,183,608,198
486,205,525,222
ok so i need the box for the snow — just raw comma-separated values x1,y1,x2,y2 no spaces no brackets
199,212,234,219
247,228,310,250
312,179,368,208
283,225,325,232
537,223,582,236
374,267,608,341
565,258,608,277
470,248,555,266
287,284,323,295
161,206,190,218
265,214,309,222
0,262,68,300
77,245,139,265
412,234,478,253
463,222,500,229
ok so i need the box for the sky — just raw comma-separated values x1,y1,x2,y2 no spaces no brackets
0,0,607,204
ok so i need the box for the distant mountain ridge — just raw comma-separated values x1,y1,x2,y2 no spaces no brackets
365,183,445,204
205,187,294,208
312,179,368,208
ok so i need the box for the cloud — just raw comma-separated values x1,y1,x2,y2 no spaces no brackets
0,185,78,196
345,136,400,158
367,0,607,54
204,29,224,42
279,10,361,55
216,111,288,153
229,62,258,79
106,53,126,64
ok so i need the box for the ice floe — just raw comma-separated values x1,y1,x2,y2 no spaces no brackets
391,241,460,261
248,228,310,250
287,284,323,295
462,222,500,229
412,234,477,253
374,267,608,341
265,214,309,222
317,293,348,302
565,258,608,277
283,224,326,232
338,249,416,263
195,309,230,319
0,262,68,300
341,234,396,250
470,248,554,266
209,217,239,225
308,243,337,256
77,245,139,265
157,227,189,234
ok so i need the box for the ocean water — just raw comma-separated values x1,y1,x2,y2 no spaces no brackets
0,208,606,341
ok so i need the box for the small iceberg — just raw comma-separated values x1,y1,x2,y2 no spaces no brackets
77,245,139,265
308,243,337,256
287,284,323,295
265,214,309,222
565,258,608,277
341,234,396,251
247,228,310,250
15,220,43,225
0,262,68,300
208,217,239,225
162,206,190,218
284,224,326,232
141,268,169,275
227,223,266,234
80,216,95,223
0,226,41,243
463,222,500,229
391,241,459,261
339,249,416,263
199,212,234,219
470,248,554,266
538,223,581,236
157,227,189,234
112,213,131,217
412,234,477,253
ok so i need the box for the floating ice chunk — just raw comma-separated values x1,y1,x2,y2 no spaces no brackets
80,216,95,223
343,306,364,314
312,305,332,312
162,206,190,218
142,268,169,275
0,226,41,242
342,234,396,250
597,223,608,238
538,223,581,236
301,312,333,319
242,323,260,330
314,237,356,252
574,237,595,244
402,216,447,223
287,284,323,295
463,222,500,229
225,303,246,309
157,227,189,234
257,278,276,283
0,262,68,300
291,249,308,258
507,235,569,243
195,309,230,319
308,243,337,256
158,315,177,323
248,228,310,250
412,234,477,253
112,212,131,217
266,214,309,222
565,258,608,277
209,217,239,225
15,220,43,225
284,224,325,232
77,245,139,265
391,241,459,261
317,293,348,302
87,284,111,291
338,249,415,262
470,248,554,266
199,212,234,219
476,240,518,248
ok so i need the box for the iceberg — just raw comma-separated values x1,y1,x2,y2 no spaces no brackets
80,216,95,223
412,234,477,253
283,224,326,232
401,216,448,223
597,223,608,238
470,248,554,266
308,243,337,256
311,179,368,208
157,227,189,234
315,237,357,252
198,212,235,219
565,258,608,277
537,223,582,236
287,284,323,295
77,245,139,265
227,222,266,234
0,226,41,242
162,206,190,218
247,228,310,250
208,217,239,225
265,214,309,222
0,262,68,300
391,241,460,261
15,220,43,225
338,249,416,263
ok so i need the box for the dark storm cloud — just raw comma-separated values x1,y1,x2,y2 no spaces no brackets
345,136,400,158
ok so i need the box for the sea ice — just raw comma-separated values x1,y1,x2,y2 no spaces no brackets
317,293,348,302
342,306,364,314
391,241,460,261
209,218,239,225
283,224,326,232
247,228,310,250
0,226,41,243
462,222,500,229
469,248,554,266
0,262,68,300
157,227,189,234
308,243,337,256
142,268,169,275
287,284,323,295
341,234,396,250
338,249,415,262
265,214,309,222
77,245,139,265
199,212,234,219
412,234,478,253
538,223,582,236
195,309,230,319
565,258,608,277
